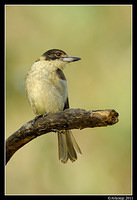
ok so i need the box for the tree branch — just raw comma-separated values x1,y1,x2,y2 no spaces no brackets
6,109,119,165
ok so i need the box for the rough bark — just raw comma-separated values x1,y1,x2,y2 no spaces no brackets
6,109,119,164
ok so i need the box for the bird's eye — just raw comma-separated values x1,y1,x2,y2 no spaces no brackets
56,52,61,56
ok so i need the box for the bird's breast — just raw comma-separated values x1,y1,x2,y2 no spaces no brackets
25,61,68,115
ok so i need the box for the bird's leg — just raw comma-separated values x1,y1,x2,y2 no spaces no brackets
32,113,48,125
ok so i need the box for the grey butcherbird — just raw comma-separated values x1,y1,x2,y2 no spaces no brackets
25,49,82,163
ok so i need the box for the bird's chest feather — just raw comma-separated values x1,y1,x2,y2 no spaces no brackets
25,62,68,114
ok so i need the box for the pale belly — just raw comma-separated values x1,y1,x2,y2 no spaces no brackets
31,80,67,114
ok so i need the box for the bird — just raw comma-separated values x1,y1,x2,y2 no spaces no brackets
25,49,82,163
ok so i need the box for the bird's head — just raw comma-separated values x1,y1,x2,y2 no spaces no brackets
36,49,81,70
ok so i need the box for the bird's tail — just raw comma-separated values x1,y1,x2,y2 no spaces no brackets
57,130,82,163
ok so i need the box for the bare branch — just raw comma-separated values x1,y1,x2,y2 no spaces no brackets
6,109,119,164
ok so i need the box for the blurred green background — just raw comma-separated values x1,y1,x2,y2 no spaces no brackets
5,5,132,195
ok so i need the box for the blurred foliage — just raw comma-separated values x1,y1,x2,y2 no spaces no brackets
5,5,132,195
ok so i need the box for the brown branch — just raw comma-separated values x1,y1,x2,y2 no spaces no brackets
6,108,119,165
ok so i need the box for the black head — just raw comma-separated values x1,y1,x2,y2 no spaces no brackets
36,49,81,63
42,49,67,61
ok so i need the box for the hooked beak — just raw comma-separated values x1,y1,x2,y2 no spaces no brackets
63,56,81,63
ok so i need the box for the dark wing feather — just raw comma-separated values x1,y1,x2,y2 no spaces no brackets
64,97,69,110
